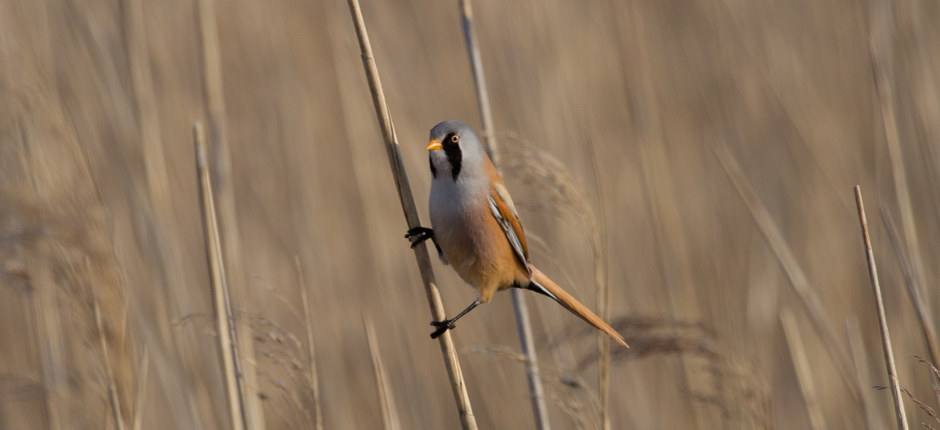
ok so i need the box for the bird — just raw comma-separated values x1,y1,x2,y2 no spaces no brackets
405,120,628,348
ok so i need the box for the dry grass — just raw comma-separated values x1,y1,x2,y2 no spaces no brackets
345,0,477,427
2,1,940,429
855,186,909,430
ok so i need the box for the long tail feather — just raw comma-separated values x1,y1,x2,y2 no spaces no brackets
529,266,629,348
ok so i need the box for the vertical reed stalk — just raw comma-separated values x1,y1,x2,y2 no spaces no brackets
345,1,477,428
294,257,324,430
196,1,266,426
853,185,909,430
458,1,550,428
866,0,931,322
587,142,610,430
714,144,861,405
131,347,150,430
880,207,940,408
780,309,827,430
364,317,402,430
846,318,883,430
90,268,127,430
194,123,248,430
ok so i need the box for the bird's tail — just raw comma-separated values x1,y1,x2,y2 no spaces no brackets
527,266,628,348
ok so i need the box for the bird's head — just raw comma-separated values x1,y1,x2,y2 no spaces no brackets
426,120,486,181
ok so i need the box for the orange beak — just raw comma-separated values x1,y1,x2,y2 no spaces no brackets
426,139,443,152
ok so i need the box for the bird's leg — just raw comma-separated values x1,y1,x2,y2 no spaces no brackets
405,226,443,258
430,298,481,339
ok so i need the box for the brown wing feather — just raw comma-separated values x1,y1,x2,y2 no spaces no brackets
484,160,530,264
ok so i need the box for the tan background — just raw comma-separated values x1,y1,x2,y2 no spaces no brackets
1,0,939,428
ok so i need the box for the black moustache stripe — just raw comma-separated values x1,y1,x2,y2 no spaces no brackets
443,134,462,181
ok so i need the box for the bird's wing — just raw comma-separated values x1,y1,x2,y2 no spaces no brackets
487,180,531,274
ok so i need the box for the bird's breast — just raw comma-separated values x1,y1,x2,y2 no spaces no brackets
429,178,495,287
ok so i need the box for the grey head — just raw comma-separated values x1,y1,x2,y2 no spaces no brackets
426,120,487,182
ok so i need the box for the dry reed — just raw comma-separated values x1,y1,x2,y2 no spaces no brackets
364,317,402,430
457,1,550,428
880,207,940,408
853,185,909,430
193,123,249,430
866,0,930,325
131,347,149,430
587,142,611,430
780,309,827,430
714,143,861,405
90,260,127,430
195,1,266,426
641,138,718,428
294,256,324,430
345,0,477,428
846,318,885,430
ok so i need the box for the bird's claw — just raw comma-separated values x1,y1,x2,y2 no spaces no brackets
430,320,455,339
405,227,433,249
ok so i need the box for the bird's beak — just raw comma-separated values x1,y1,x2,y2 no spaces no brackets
426,139,443,152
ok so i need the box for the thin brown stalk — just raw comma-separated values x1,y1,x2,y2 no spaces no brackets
458,0,499,162
364,317,402,430
854,185,909,430
846,318,885,430
714,144,861,405
193,123,248,430
344,1,477,428
780,309,827,430
642,142,718,428
457,1,549,428
91,265,127,430
131,347,150,430
880,207,940,408
867,0,931,323
294,256,324,430
587,142,610,430
195,1,266,427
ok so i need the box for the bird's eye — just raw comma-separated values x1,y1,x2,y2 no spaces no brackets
450,134,460,144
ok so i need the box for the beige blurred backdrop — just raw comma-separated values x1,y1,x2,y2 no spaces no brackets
2,0,939,429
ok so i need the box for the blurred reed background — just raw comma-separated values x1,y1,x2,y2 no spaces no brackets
1,0,939,428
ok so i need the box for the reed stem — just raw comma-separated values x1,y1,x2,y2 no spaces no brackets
294,257,325,430
853,185,909,430
345,1,477,427
194,123,249,430
457,1,550,428
780,309,827,430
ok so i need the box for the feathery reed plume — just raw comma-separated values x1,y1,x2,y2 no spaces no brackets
461,344,602,429
573,315,772,429
880,207,940,408
854,185,909,430
193,123,249,430
457,2,549,428
846,318,886,430
714,144,861,405
780,309,827,430
364,317,402,430
899,387,940,428
196,1,266,427
344,1,477,428
294,257,324,430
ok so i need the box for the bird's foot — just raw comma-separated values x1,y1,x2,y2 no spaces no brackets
405,226,434,248
429,320,456,339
